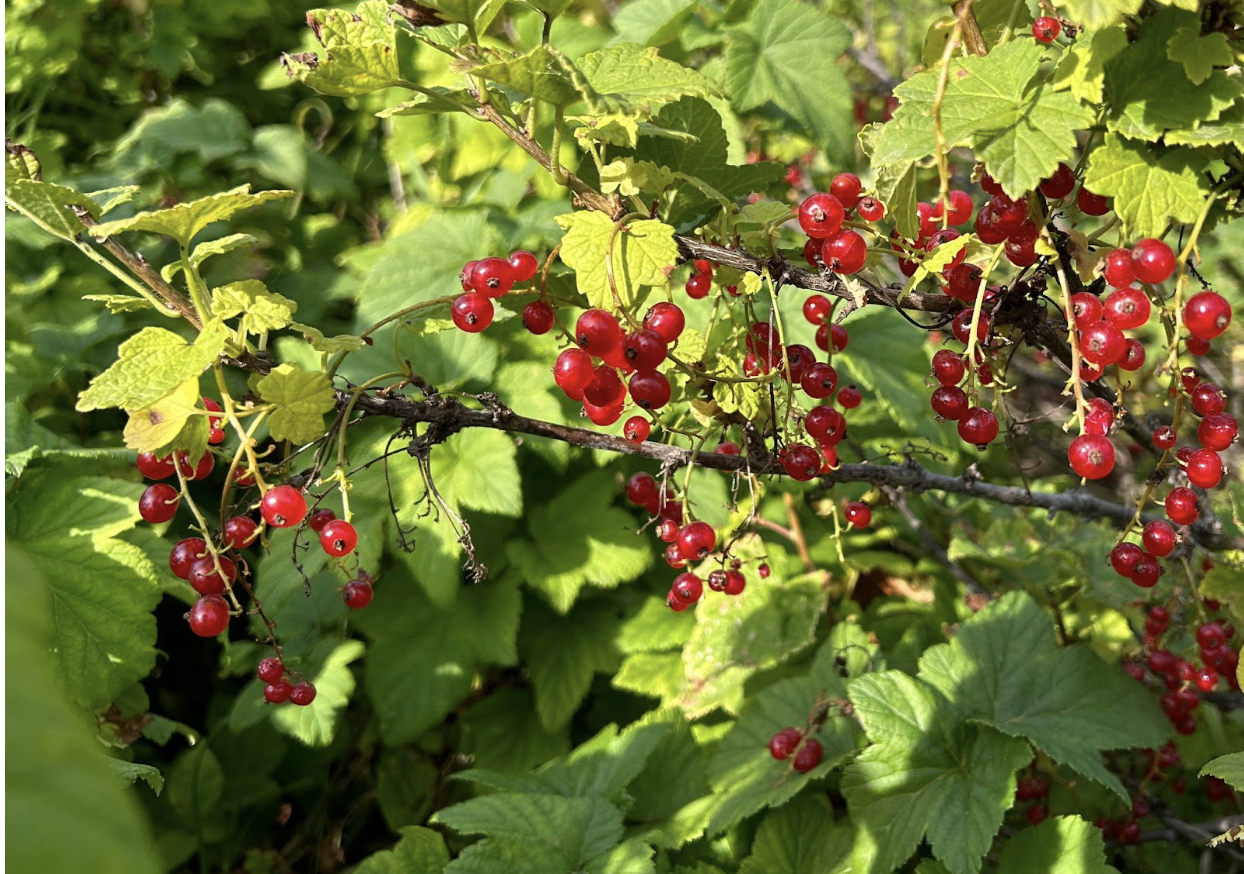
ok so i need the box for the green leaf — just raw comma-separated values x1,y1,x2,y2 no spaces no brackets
358,577,521,744
617,595,696,654
436,793,624,873
255,362,336,444
190,233,257,267
521,599,620,730
739,795,852,874
870,40,1094,200
996,816,1118,874
1103,8,1242,139
633,97,784,227
89,185,295,248
614,652,685,701
77,321,229,413
5,549,161,874
1051,26,1127,106
122,378,203,454
434,429,522,517
355,826,451,874
1200,753,1244,792
576,42,724,115
507,472,653,613
1056,0,1142,30
272,639,365,747
87,185,142,216
554,211,677,311
1083,133,1209,240
725,0,854,163
459,688,572,775
611,0,697,47
873,160,919,241
418,0,505,31
467,45,581,106
842,671,1031,874
290,322,367,353
5,179,99,240
5,400,122,477
1167,27,1233,86
212,279,298,336
917,591,1168,801
108,760,164,795
5,140,41,182
377,87,477,117
8,469,161,712
290,2,402,96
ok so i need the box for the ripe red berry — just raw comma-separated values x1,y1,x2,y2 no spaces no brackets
931,385,968,421
1069,293,1103,329
220,516,257,551
553,348,594,397
308,509,336,533
944,263,983,302
188,594,230,637
1184,291,1232,340
290,681,317,706
643,302,685,343
769,727,802,761
822,229,868,274
792,738,823,773
169,538,208,580
830,173,862,210
1130,238,1176,285
837,385,862,409
1142,520,1177,557
932,349,966,385
1109,542,1143,576
830,324,849,353
452,293,494,332
342,579,374,609
470,257,515,297
723,570,746,595
261,485,307,529
857,197,885,221
677,522,716,561
805,406,847,444
845,502,872,529
803,237,823,267
585,365,625,407
1083,398,1114,436
1151,426,1177,452
1101,249,1135,288
1131,554,1160,587
803,294,832,325
629,370,672,410
801,362,839,399
958,407,999,448
781,444,822,481
783,344,816,383
137,452,176,480
1032,15,1061,41
320,519,358,557
1195,666,1219,692
575,309,623,358
1165,487,1199,526
508,250,539,282
1103,286,1151,330
623,330,668,370
1198,414,1238,452
1077,188,1109,216
1185,448,1224,489
264,680,293,704
257,657,285,684
1118,338,1145,371
1039,163,1076,199
176,450,215,482
140,483,181,523
685,272,712,299
951,308,990,344
583,399,624,426
671,572,704,604
521,300,555,335
1079,321,1126,366
1197,621,1225,650
459,261,477,291
1068,433,1116,480
798,192,845,238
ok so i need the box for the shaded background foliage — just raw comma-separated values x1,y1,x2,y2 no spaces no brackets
6,1,1244,874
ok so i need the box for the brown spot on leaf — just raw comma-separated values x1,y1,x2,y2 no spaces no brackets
148,410,164,425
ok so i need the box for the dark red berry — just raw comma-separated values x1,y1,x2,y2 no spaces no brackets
1166,488,1198,526
1131,554,1161,588
677,522,716,561
1077,188,1109,216
188,594,230,637
522,300,555,335
1191,383,1226,416
257,657,285,685
1109,542,1143,577
1039,163,1075,199
723,570,746,595
792,738,823,773
343,579,374,609
290,682,317,706
140,483,180,523
137,452,175,480
1197,622,1225,650
308,508,336,533
176,450,215,481
671,572,704,604
169,538,208,580
584,365,625,407
189,555,237,596
822,229,868,274
837,385,862,409
1131,238,1175,285
1119,339,1145,371
1142,520,1177,557
629,370,671,410
958,407,999,448
781,444,822,481
261,485,307,529
798,193,845,238
932,349,966,385
264,680,293,704
930,385,968,421
508,250,539,282
1068,433,1115,480
829,324,848,353
768,727,802,761
805,406,847,444
845,502,872,529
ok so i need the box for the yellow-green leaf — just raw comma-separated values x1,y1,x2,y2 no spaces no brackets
90,185,295,248
1052,26,1127,104
212,279,298,335
1166,26,1232,86
554,211,677,309
289,1,402,96
5,179,100,240
1084,133,1209,239
290,322,367,353
77,321,230,412
256,363,336,444
122,379,203,454
465,45,581,106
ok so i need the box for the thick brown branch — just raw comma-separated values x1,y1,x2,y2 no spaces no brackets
340,391,1241,552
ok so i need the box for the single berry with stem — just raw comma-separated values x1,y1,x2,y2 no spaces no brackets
264,681,293,704
845,502,872,529
137,452,176,480
1068,433,1116,480
768,727,802,761
189,555,237,596
223,516,259,550
343,579,374,609
1032,16,1061,42
261,485,307,528
792,738,823,773
169,538,208,580
522,300,555,335
258,657,286,685
188,595,231,637
677,522,716,561
308,508,336,533
320,519,359,557
452,293,494,332
140,483,181,524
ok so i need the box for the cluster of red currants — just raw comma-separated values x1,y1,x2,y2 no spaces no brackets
450,250,541,333
256,656,316,707
797,174,877,276
1127,602,1239,735
767,726,823,773
1014,770,1050,827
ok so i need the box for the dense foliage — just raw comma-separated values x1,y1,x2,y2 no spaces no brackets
6,1,1244,872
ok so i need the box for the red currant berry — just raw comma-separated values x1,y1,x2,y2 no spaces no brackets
671,572,704,604
521,300,555,335
1165,487,1199,526
1119,338,1145,371
1143,520,1177,557
803,294,832,325
829,324,849,353
1186,448,1224,489
140,483,181,523
452,293,494,332
769,727,802,761
169,538,207,580
470,257,515,298
308,509,336,533
189,555,237,596
857,197,885,221
553,348,594,397
822,229,868,274
799,362,838,400
931,349,966,385
623,416,650,443
1069,293,1103,329
1083,398,1114,436
459,261,478,291
188,594,230,637
845,502,872,529
1197,621,1225,650
1198,414,1238,452
290,681,317,706
930,385,968,421
1130,238,1175,284
723,570,746,595
1032,15,1061,41
175,450,215,482
837,385,862,409
1102,249,1135,287
951,308,990,344
805,406,847,444
830,173,863,210
1026,805,1048,827
261,485,307,529
264,680,293,704
1187,336,1211,355
629,370,672,410
137,452,176,480
257,657,285,685
792,738,823,773
944,263,983,302
1109,542,1143,576
685,272,712,299
1103,286,1151,330
624,330,669,371
758,564,771,579
1077,188,1109,216
803,237,823,267
1191,382,1226,416
1195,666,1219,692
1184,291,1232,340
974,203,1008,244
958,407,999,448
716,442,740,455
575,309,623,358
584,365,625,408
798,192,845,238
583,399,624,426
343,579,374,609
320,519,358,557
508,250,539,282
1039,163,1076,199
677,522,716,561
781,444,822,481
1079,321,1126,366
1068,433,1116,479
643,302,685,343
